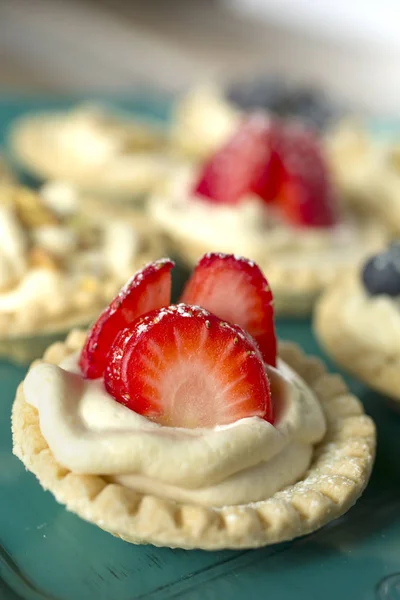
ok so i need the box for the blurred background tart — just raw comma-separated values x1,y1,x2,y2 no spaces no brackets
315,242,400,409
9,103,175,204
0,182,165,363
150,112,386,314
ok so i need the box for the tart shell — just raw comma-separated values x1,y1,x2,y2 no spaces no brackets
12,333,375,550
315,275,400,404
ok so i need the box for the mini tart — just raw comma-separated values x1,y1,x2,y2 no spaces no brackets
9,104,172,201
149,171,385,315
314,273,400,405
326,121,400,236
325,121,385,216
12,332,375,550
0,185,165,363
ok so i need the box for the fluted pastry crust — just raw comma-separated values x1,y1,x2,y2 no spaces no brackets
12,333,375,549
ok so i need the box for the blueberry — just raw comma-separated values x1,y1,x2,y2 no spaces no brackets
277,88,340,130
226,76,288,112
362,243,400,296
226,77,343,130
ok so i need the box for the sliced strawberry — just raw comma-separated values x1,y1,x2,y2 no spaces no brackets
180,253,277,367
277,123,339,227
250,120,285,203
79,258,174,379
193,113,281,205
105,304,273,427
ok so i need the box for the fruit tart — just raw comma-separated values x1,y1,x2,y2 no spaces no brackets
315,242,400,407
9,103,172,201
325,120,400,235
12,253,375,550
0,183,164,363
150,114,385,314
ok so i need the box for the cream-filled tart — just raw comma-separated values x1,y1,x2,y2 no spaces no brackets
326,120,400,235
151,114,385,315
0,183,164,363
9,104,173,201
315,242,400,407
12,253,375,549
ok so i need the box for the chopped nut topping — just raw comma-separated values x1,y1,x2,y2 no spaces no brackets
28,246,60,271
0,185,58,229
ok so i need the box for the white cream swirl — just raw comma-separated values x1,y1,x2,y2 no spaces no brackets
23,354,326,507
57,107,123,165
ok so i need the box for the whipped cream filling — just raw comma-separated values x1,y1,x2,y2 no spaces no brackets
152,166,381,269
24,355,326,507
40,181,79,217
57,109,123,166
45,109,172,191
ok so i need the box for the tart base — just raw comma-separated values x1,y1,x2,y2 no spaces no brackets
315,275,400,404
12,333,375,550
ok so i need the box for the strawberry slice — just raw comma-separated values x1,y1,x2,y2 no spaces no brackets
180,253,277,367
277,123,339,227
105,304,273,427
79,258,174,379
193,113,281,205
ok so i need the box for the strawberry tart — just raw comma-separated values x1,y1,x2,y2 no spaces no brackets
0,183,164,363
315,242,400,407
12,253,375,549
150,113,385,314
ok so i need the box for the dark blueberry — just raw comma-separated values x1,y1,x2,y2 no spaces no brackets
362,243,400,296
226,76,288,113
226,77,343,130
277,87,341,130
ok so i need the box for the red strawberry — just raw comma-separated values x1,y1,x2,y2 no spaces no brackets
250,120,284,203
180,253,276,367
79,258,174,379
105,304,273,427
193,113,281,205
277,123,339,227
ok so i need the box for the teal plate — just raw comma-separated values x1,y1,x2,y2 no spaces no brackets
0,98,400,600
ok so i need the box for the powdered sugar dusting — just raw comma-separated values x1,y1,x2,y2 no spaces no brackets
203,251,256,269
